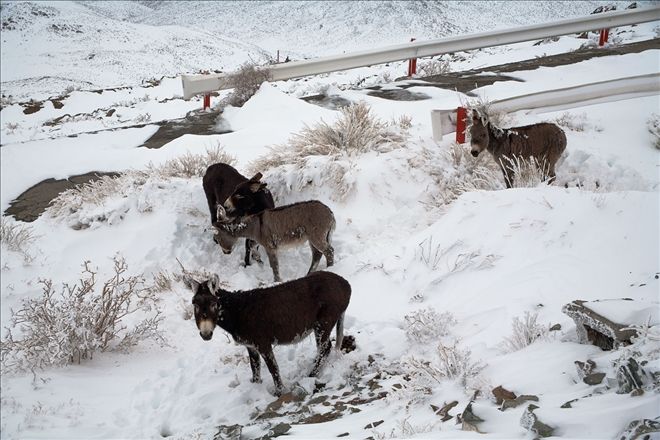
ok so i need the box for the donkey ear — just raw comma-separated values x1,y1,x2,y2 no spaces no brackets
249,181,267,193
207,275,221,294
188,278,200,294
249,172,263,182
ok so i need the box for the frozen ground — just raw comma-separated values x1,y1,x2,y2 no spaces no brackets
1,2,659,439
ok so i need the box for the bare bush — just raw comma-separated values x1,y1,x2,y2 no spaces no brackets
0,217,37,264
134,113,151,124
48,174,128,219
417,58,450,77
4,122,19,134
222,62,273,108
404,307,457,344
146,145,236,178
404,340,486,388
248,101,405,201
499,311,549,353
1,256,164,373
500,155,550,188
411,143,503,208
648,113,660,150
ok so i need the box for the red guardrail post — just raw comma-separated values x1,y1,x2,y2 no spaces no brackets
408,38,417,77
456,107,467,143
598,28,610,46
203,94,211,110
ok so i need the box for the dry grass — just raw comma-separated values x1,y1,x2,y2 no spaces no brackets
247,101,406,201
500,155,552,188
222,62,273,108
1,256,164,373
417,58,450,77
146,145,235,178
499,311,549,353
404,308,457,344
1,217,38,263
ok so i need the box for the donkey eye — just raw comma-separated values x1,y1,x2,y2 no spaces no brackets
193,304,200,313
210,303,217,312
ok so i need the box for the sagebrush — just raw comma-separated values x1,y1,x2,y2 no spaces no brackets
0,217,37,264
222,62,273,108
499,311,549,353
648,113,660,150
248,101,406,201
145,145,235,178
404,307,457,344
1,256,164,373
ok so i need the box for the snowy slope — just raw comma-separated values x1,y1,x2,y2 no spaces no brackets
0,0,641,100
1,2,659,439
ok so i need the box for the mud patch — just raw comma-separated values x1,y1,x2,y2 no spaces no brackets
141,110,230,149
4,171,119,222
301,94,353,110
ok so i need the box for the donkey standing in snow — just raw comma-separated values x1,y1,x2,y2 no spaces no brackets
214,175,335,282
468,109,567,188
202,164,274,266
190,272,351,395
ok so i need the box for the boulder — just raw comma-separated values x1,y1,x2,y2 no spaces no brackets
617,418,660,440
562,299,658,350
520,404,555,438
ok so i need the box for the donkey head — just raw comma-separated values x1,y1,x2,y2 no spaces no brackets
190,277,222,341
223,173,269,218
469,110,490,157
211,220,239,255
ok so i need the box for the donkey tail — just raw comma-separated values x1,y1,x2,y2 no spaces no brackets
335,312,345,351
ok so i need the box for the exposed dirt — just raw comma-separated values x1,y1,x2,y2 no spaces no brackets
5,171,119,222
4,38,658,222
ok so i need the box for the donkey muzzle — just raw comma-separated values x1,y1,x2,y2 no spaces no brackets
470,150,480,157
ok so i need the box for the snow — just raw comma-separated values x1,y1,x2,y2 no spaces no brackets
1,2,660,439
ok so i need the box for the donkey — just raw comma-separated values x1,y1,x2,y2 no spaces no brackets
190,271,351,395
202,164,274,265
214,194,335,282
469,110,567,188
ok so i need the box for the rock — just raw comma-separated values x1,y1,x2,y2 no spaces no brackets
575,360,597,379
617,419,660,440
562,299,658,350
492,385,517,404
549,323,562,332
265,391,305,413
459,402,484,433
616,358,650,394
364,420,384,429
430,401,458,422
214,424,242,440
337,433,349,438
583,373,606,386
341,334,357,353
501,394,539,411
520,404,555,438
560,398,578,409
269,423,291,437
630,388,645,397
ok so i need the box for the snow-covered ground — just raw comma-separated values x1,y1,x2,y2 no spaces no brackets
1,2,659,439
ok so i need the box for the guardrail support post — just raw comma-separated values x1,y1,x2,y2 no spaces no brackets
203,94,211,110
456,107,467,143
598,28,610,46
407,38,417,77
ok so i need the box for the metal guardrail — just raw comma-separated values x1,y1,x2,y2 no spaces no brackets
182,6,660,99
430,72,660,141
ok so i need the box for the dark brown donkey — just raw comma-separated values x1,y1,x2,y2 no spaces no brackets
190,271,351,395
469,109,567,188
202,164,274,265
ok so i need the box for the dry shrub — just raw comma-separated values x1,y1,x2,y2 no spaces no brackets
248,101,405,201
404,308,457,344
412,143,504,208
500,155,551,188
648,113,660,150
403,340,486,389
1,256,164,373
223,62,273,108
417,58,450,77
499,311,549,353
0,217,37,264
146,145,235,178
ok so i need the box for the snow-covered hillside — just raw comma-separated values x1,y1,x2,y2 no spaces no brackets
1,1,659,439
0,0,639,100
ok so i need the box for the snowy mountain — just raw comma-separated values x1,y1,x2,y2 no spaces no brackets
1,1,659,439
1,0,619,100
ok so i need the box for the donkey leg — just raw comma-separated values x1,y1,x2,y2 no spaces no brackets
307,243,323,274
247,347,262,383
309,323,332,377
259,345,284,395
265,247,281,282
323,244,334,267
243,239,253,267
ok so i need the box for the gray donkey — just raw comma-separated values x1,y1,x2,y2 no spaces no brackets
469,109,567,188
